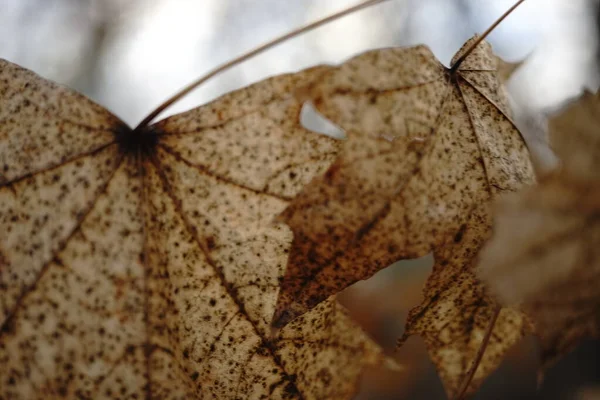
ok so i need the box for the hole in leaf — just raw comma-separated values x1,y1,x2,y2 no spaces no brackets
300,101,345,139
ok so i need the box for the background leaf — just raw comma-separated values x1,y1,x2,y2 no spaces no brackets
480,90,600,369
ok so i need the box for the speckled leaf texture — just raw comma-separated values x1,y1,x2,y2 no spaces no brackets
274,38,535,397
480,90,600,369
0,59,385,399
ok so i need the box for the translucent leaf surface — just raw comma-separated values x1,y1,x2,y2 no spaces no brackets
0,59,384,399
275,38,535,397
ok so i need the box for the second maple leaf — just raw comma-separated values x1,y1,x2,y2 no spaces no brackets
273,37,537,397
274,37,535,326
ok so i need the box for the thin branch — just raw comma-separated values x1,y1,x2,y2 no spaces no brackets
134,0,389,130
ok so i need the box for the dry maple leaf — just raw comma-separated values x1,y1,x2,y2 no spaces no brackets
273,34,535,397
479,90,600,368
0,54,388,399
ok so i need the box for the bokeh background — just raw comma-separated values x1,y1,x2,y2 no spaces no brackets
1,0,599,398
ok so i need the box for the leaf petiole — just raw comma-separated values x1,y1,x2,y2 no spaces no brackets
454,305,502,400
450,0,527,72
134,0,389,131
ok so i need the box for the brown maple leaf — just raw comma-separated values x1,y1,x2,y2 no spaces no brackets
0,54,386,398
273,34,535,397
479,90,600,368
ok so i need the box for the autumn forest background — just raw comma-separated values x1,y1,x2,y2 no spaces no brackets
1,0,600,398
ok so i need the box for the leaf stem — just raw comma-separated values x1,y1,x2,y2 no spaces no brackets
134,0,389,130
454,305,501,400
450,0,527,72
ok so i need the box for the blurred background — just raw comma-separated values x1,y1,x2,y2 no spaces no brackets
1,0,599,398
